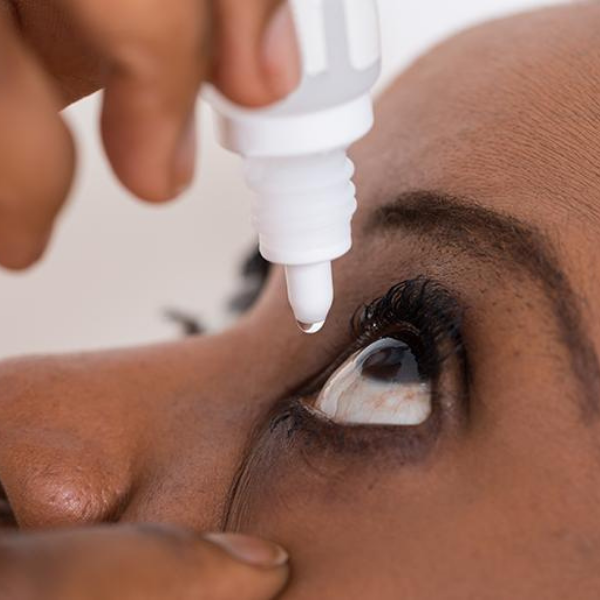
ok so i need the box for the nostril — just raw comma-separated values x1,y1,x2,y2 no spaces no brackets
0,481,17,529
0,437,132,530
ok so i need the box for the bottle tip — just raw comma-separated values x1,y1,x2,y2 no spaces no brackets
297,320,326,335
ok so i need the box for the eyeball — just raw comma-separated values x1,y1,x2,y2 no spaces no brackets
313,337,432,426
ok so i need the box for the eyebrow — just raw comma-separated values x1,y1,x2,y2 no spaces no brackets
368,190,600,418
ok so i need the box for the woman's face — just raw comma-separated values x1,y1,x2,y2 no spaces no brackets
2,4,600,597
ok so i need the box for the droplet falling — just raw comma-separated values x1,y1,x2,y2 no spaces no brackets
297,320,325,335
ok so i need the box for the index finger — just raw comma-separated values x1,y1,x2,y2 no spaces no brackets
0,11,75,269
60,0,209,202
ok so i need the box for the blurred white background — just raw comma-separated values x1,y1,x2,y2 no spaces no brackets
0,0,561,358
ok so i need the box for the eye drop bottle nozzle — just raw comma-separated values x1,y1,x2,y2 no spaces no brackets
207,0,381,333
244,148,357,331
286,262,333,334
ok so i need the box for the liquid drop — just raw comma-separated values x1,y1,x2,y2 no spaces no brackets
297,320,325,335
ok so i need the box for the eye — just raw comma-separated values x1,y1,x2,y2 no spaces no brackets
313,337,432,426
259,279,468,463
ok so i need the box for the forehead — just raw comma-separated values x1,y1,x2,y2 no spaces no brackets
355,4,600,224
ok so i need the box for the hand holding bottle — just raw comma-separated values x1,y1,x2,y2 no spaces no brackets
0,0,300,269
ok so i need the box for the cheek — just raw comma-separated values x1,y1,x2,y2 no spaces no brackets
226,434,591,599
224,432,484,597
226,449,402,596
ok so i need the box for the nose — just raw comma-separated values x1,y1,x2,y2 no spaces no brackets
0,356,132,530
0,314,309,532
0,431,129,529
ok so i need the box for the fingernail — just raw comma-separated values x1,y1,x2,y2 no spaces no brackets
262,2,302,98
172,109,197,196
204,533,288,568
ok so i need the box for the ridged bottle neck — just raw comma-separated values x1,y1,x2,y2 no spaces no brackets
243,149,357,266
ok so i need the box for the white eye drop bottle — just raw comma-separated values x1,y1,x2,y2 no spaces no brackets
208,0,381,333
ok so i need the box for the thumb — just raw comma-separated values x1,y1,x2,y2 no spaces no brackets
212,0,302,107
1,525,289,600
201,532,290,599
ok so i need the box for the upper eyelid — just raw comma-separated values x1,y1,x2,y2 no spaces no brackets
353,278,465,372
355,278,463,336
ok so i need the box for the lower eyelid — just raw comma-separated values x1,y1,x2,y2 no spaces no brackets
279,396,444,464
291,350,467,459
222,389,443,530
223,367,462,530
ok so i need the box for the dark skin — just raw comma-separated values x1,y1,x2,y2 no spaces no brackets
2,3,600,597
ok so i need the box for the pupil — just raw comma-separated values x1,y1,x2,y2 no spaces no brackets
359,339,422,384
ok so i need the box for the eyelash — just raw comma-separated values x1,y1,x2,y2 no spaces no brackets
270,277,469,459
352,277,465,379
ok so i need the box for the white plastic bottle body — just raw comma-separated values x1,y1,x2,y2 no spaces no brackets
269,0,381,115
208,0,382,331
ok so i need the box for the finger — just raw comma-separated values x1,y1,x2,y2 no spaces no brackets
0,12,75,270
61,0,208,202
212,0,301,106
4,1,105,107
1,525,289,600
